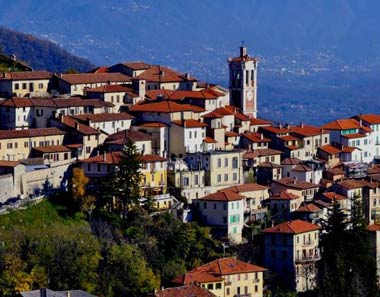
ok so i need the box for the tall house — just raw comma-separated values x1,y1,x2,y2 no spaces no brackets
228,45,258,118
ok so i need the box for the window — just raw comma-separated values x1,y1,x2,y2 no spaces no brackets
207,284,213,290
24,141,28,148
226,288,230,296
233,172,238,181
22,83,27,89
225,158,228,167
223,216,227,224
232,157,238,168
224,174,228,182
213,203,217,210
218,158,221,167
217,174,221,182
203,202,207,209
7,143,12,149
216,283,222,289
86,146,91,154
15,83,19,90
38,83,44,89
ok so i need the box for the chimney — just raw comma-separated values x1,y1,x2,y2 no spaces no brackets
74,122,79,130
279,123,282,129
10,54,16,61
103,151,107,162
240,46,247,58
185,73,191,79
159,70,165,77
261,133,264,140
300,122,304,128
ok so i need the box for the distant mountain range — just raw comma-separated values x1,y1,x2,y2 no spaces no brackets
0,27,94,72
1,0,380,124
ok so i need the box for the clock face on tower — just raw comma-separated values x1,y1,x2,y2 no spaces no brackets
246,90,253,101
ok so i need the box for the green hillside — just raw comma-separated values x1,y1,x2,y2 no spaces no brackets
0,26,95,73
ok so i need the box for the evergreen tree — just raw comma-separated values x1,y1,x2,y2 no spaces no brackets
317,200,379,297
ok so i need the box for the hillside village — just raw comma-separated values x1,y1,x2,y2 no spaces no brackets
1,45,380,296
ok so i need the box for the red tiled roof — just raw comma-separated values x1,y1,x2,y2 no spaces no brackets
341,133,366,139
32,145,70,153
263,219,320,234
354,114,380,125
279,135,300,141
119,61,151,70
289,124,327,137
295,203,321,212
269,191,300,200
61,116,100,135
191,257,266,276
319,145,341,155
172,119,207,128
137,65,197,83
0,127,65,139
221,183,269,193
213,107,234,116
281,158,301,165
367,224,380,232
140,154,168,163
243,149,283,159
337,179,368,190
202,111,223,119
72,112,134,123
241,132,271,143
341,146,358,153
145,89,219,101
273,177,319,190
57,73,131,84
138,122,168,128
321,118,361,130
0,160,20,167
198,190,245,201
259,125,290,134
0,97,113,108
322,192,347,201
250,118,272,126
81,151,123,165
204,136,217,143
87,66,110,73
130,100,204,113
292,164,312,172
225,131,239,137
105,129,151,144
258,161,282,168
156,285,217,297
0,71,51,80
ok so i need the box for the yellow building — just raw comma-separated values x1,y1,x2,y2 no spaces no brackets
0,127,66,161
172,257,266,297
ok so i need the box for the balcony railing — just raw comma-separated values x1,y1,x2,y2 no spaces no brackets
253,278,260,283
302,240,314,246
295,253,321,263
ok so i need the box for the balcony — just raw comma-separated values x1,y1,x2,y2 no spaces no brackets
252,278,260,283
302,240,314,246
295,253,321,263
225,281,232,286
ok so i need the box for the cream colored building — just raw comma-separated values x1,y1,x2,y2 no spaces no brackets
172,257,266,297
0,128,66,161
0,71,51,98
264,220,321,292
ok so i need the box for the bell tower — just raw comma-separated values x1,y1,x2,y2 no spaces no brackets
228,44,258,118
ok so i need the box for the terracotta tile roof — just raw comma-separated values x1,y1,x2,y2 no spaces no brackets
221,183,269,193
273,177,319,190
0,160,20,167
0,71,51,80
119,61,151,70
81,151,123,164
234,112,250,121
1,97,114,109
140,154,168,163
321,118,361,130
278,135,300,141
183,258,265,281
241,132,271,143
289,125,327,137
105,129,151,143
319,145,341,155
243,149,283,159
213,107,234,116
250,118,272,126
337,179,368,190
281,158,301,165
263,219,320,234
368,165,380,175
86,84,136,94
341,133,366,139
57,73,131,84
198,190,245,201
202,111,223,119
32,145,70,153
172,119,207,128
322,192,347,201
292,164,312,172
341,146,358,153
259,125,290,134
156,285,217,297
87,66,110,73
137,122,168,128
130,100,204,113
137,65,197,82
367,224,380,232
0,127,65,139
269,191,300,200
204,136,217,143
145,89,219,101
225,131,239,137
295,203,321,212
72,112,134,123
61,116,100,135
354,114,380,125
172,271,223,285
